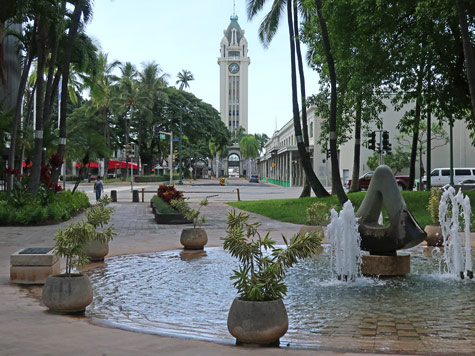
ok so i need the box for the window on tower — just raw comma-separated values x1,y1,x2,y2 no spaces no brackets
229,51,239,57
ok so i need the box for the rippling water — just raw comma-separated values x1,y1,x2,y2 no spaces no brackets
87,246,475,348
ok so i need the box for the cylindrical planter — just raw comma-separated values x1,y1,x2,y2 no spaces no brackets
111,190,117,202
42,274,93,314
227,298,288,346
424,225,443,246
180,228,208,250
84,241,109,262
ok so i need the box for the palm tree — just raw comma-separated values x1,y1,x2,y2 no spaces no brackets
247,0,329,198
115,62,139,180
209,139,228,178
84,52,120,177
28,0,63,193
240,135,259,177
313,0,347,204
137,62,169,173
176,69,194,90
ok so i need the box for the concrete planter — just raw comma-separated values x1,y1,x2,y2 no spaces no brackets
424,225,444,246
180,227,208,250
227,298,288,346
42,273,93,313
154,212,192,224
84,241,109,262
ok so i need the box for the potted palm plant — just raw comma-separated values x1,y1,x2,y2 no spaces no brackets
170,198,208,250
222,210,322,346
42,221,96,313
84,196,116,261
425,188,443,246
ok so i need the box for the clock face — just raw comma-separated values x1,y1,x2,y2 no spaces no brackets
228,63,240,74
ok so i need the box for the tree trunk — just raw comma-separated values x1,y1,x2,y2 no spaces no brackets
314,0,347,204
7,42,34,192
286,1,329,198
349,97,362,193
456,0,475,121
293,0,311,198
42,18,61,126
51,1,83,185
28,17,49,193
409,61,425,191
0,22,6,89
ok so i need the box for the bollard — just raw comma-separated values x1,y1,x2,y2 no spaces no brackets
132,189,139,202
237,188,241,201
111,190,117,202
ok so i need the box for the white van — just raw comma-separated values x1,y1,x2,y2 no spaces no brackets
422,168,475,187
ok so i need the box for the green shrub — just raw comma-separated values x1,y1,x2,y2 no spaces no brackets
428,188,442,225
306,202,335,225
134,175,170,183
151,195,180,214
0,190,90,225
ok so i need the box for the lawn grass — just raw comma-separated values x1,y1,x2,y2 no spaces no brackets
227,191,475,228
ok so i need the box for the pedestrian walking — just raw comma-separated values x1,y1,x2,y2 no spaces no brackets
94,176,104,201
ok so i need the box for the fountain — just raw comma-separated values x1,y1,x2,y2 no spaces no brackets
355,165,426,276
325,200,362,281
439,186,473,279
84,168,475,353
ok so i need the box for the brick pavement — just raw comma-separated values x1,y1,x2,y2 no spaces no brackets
0,181,474,355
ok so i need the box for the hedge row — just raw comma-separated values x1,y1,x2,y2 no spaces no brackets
0,190,90,225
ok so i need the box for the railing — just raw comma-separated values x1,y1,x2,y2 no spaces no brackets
267,178,290,187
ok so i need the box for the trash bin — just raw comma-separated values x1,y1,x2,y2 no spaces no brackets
132,190,139,202
111,190,117,202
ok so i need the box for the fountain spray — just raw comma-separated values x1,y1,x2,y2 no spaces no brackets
439,187,473,279
326,200,362,281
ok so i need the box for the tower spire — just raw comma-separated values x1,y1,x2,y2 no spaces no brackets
233,0,236,17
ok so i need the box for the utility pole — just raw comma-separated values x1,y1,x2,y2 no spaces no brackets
159,131,174,185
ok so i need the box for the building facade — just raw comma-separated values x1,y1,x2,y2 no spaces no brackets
257,102,475,188
218,14,250,134
258,107,319,187
215,13,252,177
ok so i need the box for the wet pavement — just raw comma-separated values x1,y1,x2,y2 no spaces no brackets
0,178,474,355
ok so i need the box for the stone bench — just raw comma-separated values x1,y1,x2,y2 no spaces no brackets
10,248,60,284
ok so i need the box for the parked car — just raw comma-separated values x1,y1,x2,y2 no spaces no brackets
422,168,475,187
249,174,259,183
347,171,411,191
442,179,475,191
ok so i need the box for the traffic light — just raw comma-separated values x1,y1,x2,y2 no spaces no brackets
368,131,376,151
326,149,331,159
125,144,130,157
382,130,390,151
386,143,392,155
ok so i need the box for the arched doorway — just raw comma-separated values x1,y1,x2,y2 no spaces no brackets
228,153,240,178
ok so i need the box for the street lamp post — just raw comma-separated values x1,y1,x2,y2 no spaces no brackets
159,130,174,185
178,111,183,185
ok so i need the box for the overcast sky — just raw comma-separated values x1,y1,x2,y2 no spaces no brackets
85,0,320,137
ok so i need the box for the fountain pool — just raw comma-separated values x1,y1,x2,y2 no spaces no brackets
87,246,475,353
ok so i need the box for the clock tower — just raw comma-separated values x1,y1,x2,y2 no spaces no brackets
218,14,250,133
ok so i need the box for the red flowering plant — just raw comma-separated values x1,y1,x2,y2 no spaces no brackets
157,184,183,205
5,166,28,208
40,154,63,193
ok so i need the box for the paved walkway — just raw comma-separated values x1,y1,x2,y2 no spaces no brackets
0,179,474,355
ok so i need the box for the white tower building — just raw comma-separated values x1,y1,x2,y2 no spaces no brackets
218,14,250,133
